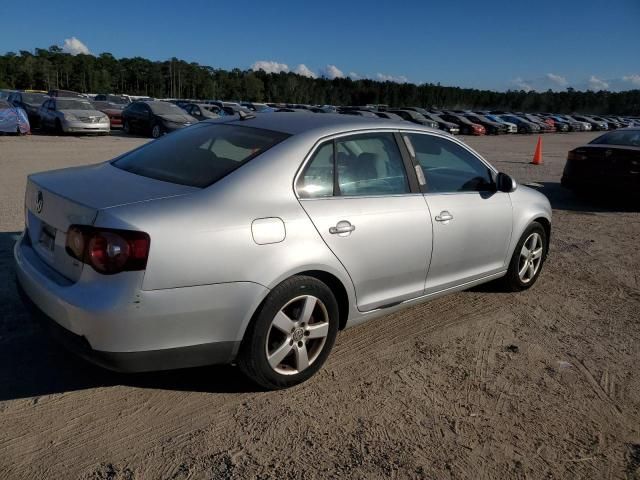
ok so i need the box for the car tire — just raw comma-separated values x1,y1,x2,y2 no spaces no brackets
151,124,162,139
238,275,339,390
501,222,548,292
123,120,131,134
55,119,63,135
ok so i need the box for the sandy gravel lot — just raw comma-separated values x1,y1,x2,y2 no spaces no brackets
0,130,639,479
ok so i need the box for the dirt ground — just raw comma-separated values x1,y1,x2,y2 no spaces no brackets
0,130,638,480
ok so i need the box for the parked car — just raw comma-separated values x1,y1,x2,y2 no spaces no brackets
182,103,221,121
549,115,583,132
241,102,274,112
47,89,85,99
373,111,405,121
572,115,608,131
122,101,197,138
463,114,507,135
440,114,486,135
561,115,592,131
38,97,110,135
7,91,48,127
520,114,555,133
498,115,540,134
387,109,439,129
404,108,459,134
339,108,380,118
91,100,124,129
483,114,518,133
15,113,550,389
0,99,30,134
93,94,130,105
562,128,640,194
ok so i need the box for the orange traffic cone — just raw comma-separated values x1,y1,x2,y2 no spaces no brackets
531,136,543,165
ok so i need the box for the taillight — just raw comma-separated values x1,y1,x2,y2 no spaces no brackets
567,150,588,161
66,225,150,275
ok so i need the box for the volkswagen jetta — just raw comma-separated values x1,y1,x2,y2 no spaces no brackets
15,114,551,389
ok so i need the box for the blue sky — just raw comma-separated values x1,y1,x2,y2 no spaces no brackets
2,0,639,91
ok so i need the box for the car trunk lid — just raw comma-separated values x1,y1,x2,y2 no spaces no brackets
25,162,197,282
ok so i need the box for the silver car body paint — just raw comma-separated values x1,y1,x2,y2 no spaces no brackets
15,114,551,368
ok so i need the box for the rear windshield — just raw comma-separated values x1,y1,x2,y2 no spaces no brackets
113,124,290,188
148,102,185,115
589,130,640,147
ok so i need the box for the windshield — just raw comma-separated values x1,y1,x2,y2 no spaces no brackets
113,124,290,188
147,102,185,115
589,130,640,147
22,93,47,104
57,99,95,110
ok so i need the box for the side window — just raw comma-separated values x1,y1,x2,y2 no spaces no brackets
407,134,494,193
335,133,409,196
297,142,334,198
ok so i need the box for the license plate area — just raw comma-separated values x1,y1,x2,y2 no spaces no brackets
39,223,57,252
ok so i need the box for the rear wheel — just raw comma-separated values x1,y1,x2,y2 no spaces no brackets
55,119,64,135
501,222,547,291
238,276,339,390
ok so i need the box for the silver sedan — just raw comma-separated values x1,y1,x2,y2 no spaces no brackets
38,97,110,134
15,114,551,389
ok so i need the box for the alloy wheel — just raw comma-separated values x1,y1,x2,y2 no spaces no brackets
265,295,330,375
518,232,543,283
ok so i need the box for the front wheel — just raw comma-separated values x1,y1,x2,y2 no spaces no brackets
151,123,162,139
501,222,548,291
238,276,339,390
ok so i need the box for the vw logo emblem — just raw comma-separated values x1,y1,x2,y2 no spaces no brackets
35,191,43,214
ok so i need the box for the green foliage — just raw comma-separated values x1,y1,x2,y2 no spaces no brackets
1,48,638,114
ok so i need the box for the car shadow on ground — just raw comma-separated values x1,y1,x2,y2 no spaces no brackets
526,182,639,213
0,232,259,402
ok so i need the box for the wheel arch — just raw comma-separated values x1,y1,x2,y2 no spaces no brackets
533,216,551,254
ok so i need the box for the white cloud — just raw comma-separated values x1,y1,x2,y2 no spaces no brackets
348,72,361,80
321,65,344,79
376,73,408,83
545,73,567,86
512,77,533,92
251,60,289,74
622,74,640,87
62,37,90,55
588,75,609,90
294,64,316,78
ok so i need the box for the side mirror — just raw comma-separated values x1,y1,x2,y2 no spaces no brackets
496,172,517,193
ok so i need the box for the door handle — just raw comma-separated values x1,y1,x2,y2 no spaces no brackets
329,220,355,236
435,211,453,222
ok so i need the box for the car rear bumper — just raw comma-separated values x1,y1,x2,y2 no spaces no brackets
14,232,268,372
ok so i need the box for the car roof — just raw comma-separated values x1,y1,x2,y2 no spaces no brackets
204,112,436,136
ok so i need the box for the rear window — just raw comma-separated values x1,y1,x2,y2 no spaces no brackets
589,130,640,147
113,124,290,188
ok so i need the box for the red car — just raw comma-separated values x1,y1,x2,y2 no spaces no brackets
92,101,123,128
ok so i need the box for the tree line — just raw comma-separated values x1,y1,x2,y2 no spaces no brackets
1,47,638,115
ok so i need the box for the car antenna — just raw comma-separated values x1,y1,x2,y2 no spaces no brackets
238,110,256,121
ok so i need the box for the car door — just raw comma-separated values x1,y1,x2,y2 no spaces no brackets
41,100,53,128
297,131,433,312
403,132,512,293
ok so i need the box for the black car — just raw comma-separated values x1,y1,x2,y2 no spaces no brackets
182,103,221,121
338,108,380,118
463,113,507,135
122,101,197,138
373,111,405,121
387,109,439,129
7,91,49,127
562,128,640,194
